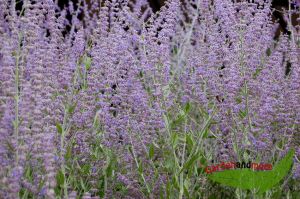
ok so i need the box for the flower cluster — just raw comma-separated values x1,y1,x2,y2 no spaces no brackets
0,0,299,198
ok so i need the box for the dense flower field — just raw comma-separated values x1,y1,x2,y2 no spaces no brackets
0,0,299,198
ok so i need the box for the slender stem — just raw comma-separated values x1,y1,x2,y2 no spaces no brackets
178,119,187,199
238,25,251,146
164,114,180,169
288,0,295,45
186,104,217,163
128,127,151,196
14,33,22,165
60,108,68,199
169,0,201,88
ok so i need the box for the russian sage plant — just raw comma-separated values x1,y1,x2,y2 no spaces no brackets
0,0,299,198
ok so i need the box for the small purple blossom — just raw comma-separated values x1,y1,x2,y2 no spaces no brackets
0,0,299,198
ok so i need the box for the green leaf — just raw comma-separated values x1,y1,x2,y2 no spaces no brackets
56,170,65,188
81,164,91,175
80,178,87,191
106,162,113,177
199,156,207,168
138,161,143,173
98,177,105,197
171,132,179,148
166,181,171,199
238,109,247,119
186,133,194,145
266,48,271,56
149,143,155,159
183,179,190,198
56,122,63,135
292,191,300,199
172,46,178,55
235,97,242,104
65,144,72,161
165,157,176,171
106,153,116,177
160,186,165,199
67,104,76,115
208,149,295,193
257,149,295,193
183,102,191,114
180,152,201,173
85,57,92,71
128,146,134,157
139,71,143,78
202,129,209,138
184,178,190,190
172,176,180,190
253,68,263,78
171,114,185,128
185,134,194,153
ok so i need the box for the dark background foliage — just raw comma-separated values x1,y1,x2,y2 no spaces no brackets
15,0,299,38
68,1,297,29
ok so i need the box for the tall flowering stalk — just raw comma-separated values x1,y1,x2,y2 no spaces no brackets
0,0,299,198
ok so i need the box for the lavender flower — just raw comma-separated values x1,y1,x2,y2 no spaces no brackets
0,0,299,198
